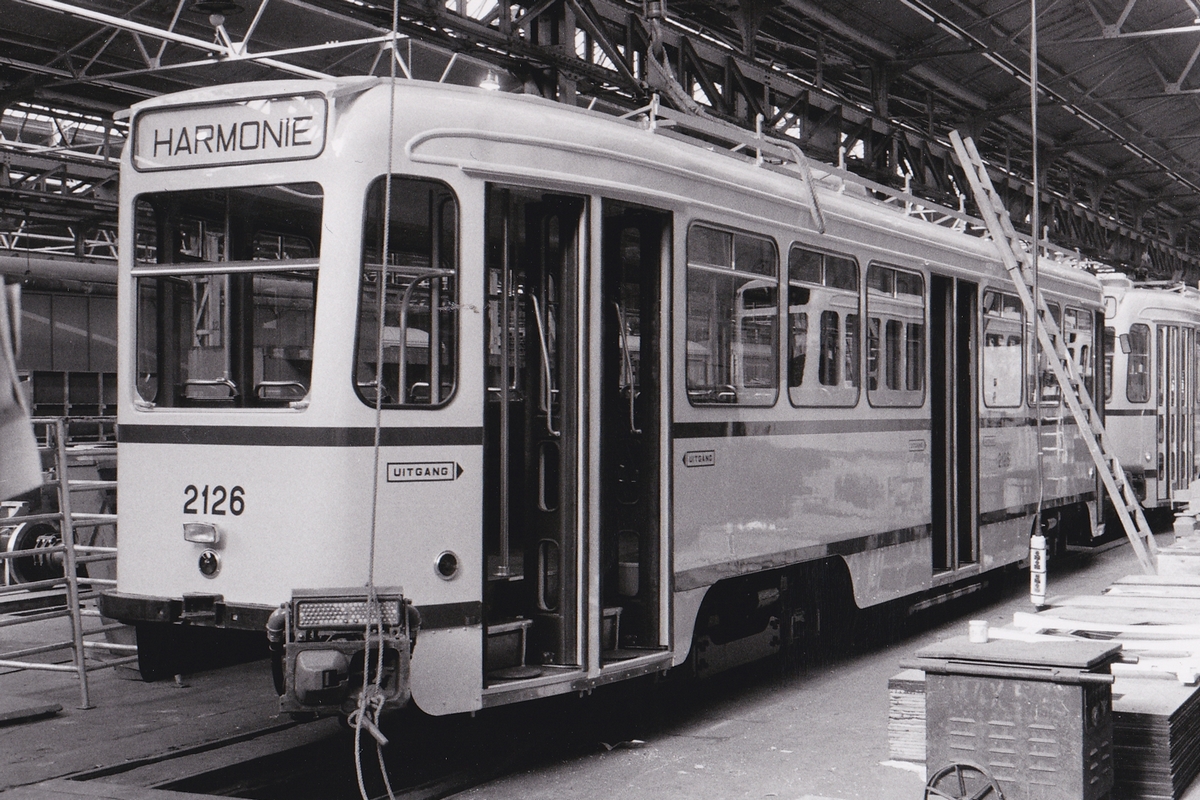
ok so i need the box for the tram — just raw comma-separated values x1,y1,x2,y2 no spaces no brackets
1099,272,1200,514
99,77,1107,719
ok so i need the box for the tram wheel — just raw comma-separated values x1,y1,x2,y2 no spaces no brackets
925,762,1004,800
135,622,181,682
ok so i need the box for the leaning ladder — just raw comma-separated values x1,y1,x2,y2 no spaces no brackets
949,130,1158,574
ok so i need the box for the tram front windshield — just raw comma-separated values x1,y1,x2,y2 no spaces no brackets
133,183,322,408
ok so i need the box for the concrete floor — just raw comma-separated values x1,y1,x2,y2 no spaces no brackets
452,539,1162,800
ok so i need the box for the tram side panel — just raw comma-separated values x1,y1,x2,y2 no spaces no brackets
671,425,932,601
669,246,1104,669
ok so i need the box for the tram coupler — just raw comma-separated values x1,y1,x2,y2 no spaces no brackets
271,587,416,718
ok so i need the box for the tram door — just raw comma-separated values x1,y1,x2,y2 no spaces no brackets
483,186,583,678
597,201,667,661
1157,325,1194,501
930,276,978,572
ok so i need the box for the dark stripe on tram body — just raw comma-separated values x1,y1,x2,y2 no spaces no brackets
1102,408,1155,417
673,417,929,439
118,424,484,447
417,601,483,629
977,491,1098,527
826,524,930,556
979,416,1083,429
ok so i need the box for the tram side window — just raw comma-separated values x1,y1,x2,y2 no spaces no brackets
1063,307,1095,400
787,246,859,407
1028,302,1063,405
354,177,458,408
1126,323,1151,403
1103,326,1115,402
133,183,322,408
865,264,924,407
981,291,1022,407
686,225,778,406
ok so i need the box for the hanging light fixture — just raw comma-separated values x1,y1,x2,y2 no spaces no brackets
480,70,501,91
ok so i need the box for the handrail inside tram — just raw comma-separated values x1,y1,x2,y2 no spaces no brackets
131,258,319,277
519,287,560,438
613,301,641,436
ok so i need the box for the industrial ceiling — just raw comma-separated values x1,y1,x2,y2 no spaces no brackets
4,0,1200,281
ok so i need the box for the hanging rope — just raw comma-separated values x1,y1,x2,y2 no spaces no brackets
354,0,402,795
1029,0,1048,607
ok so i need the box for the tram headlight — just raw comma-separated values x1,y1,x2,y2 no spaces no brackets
293,590,404,631
183,522,220,545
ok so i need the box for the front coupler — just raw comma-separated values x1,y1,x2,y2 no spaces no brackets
266,586,416,718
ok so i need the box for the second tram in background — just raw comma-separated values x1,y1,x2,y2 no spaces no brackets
1100,272,1200,517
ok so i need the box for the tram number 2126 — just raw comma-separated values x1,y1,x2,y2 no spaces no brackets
183,485,245,516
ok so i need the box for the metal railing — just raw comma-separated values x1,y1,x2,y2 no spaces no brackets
0,416,133,709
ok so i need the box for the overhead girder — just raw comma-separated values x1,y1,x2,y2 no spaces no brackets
3,0,1200,279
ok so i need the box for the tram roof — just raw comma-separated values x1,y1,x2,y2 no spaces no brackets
119,75,1103,300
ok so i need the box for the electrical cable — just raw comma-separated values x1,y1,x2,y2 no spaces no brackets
1030,0,1046,600
354,0,402,796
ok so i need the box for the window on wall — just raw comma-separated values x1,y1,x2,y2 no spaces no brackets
981,291,1023,407
686,225,778,405
866,264,924,406
1126,323,1150,403
353,176,458,407
1029,302,1062,405
787,246,859,407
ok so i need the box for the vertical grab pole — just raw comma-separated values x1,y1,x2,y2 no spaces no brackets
55,418,91,709
496,193,513,579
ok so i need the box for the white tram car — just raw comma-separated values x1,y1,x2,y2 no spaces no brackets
1099,272,1200,512
100,77,1106,718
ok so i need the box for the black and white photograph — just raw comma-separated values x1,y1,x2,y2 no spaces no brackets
2,1,1200,798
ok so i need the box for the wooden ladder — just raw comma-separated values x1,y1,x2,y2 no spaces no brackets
949,130,1158,574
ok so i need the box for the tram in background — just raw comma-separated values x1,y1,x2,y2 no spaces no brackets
1100,272,1200,518
98,77,1108,720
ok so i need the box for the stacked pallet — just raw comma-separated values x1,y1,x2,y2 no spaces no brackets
885,669,926,763
1011,576,1200,800
1110,677,1200,800
888,574,1200,799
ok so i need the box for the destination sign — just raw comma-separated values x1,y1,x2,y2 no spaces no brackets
132,94,327,171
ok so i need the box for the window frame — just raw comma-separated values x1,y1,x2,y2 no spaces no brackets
981,289,1025,409
786,244,861,408
864,262,926,408
131,182,323,410
1028,301,1063,406
684,221,780,407
352,174,461,410
1126,322,1151,404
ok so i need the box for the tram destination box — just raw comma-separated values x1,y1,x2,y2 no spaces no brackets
913,636,1122,800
